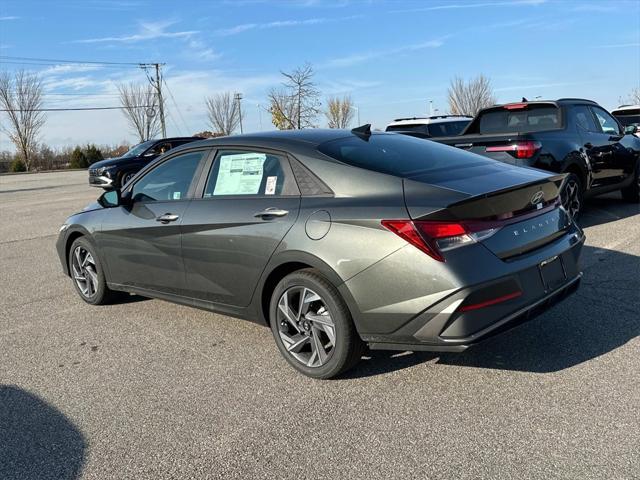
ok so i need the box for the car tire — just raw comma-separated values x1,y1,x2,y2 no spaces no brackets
561,173,584,221
269,268,365,379
119,171,136,188
621,161,640,203
68,237,120,305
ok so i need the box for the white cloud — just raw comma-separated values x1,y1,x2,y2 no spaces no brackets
391,0,546,13
215,15,360,36
0,16,19,20
73,20,197,44
322,39,445,69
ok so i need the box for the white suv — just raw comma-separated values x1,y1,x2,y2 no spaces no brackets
612,105,640,137
385,115,473,138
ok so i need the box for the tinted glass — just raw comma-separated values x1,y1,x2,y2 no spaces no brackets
427,120,471,137
123,140,154,157
131,151,204,202
317,133,489,178
478,106,560,134
591,106,621,135
574,105,599,132
204,150,288,197
385,124,429,134
146,142,172,156
616,114,640,127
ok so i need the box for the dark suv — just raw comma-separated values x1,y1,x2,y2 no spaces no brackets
89,137,203,189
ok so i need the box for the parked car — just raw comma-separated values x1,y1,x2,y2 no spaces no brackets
58,128,584,379
612,105,640,137
428,99,640,219
385,115,472,138
88,137,204,189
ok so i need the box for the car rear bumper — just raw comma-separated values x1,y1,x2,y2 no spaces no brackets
346,224,585,351
88,175,113,188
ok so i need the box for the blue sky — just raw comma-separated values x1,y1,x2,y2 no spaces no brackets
1,0,639,149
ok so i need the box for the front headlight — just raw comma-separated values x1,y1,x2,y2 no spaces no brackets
95,167,107,176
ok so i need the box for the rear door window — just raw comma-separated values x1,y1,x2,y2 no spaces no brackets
574,105,599,132
203,150,296,197
478,105,560,134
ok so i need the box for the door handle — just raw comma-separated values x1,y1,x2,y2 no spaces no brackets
254,208,289,219
584,143,593,149
156,213,179,223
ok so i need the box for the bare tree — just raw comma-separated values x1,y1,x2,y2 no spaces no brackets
620,87,640,105
326,96,355,128
447,75,497,116
268,63,321,130
205,92,240,136
0,70,46,171
118,82,162,142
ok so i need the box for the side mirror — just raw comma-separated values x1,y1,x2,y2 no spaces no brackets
98,189,122,208
624,125,638,135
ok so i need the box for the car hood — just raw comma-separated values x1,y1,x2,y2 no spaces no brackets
90,155,137,169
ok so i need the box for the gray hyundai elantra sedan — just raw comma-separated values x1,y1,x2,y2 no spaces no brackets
57,127,584,378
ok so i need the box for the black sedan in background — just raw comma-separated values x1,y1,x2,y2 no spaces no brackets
59,128,584,378
88,136,203,189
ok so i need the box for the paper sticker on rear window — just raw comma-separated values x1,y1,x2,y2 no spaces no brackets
265,176,277,195
213,152,266,196
173,191,181,200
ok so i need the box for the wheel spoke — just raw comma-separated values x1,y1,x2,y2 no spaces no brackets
278,293,301,332
311,326,328,366
281,332,309,353
85,267,98,294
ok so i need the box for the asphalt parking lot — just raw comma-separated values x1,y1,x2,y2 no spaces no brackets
1,170,638,480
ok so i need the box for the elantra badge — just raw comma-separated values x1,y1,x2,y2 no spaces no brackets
530,191,544,205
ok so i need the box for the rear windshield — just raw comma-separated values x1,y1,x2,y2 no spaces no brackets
614,113,640,127
427,120,471,137
385,121,470,137
317,133,489,178
478,105,560,134
385,124,428,134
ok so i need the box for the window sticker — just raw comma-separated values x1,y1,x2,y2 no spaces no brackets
213,152,266,195
265,176,277,195
173,191,181,200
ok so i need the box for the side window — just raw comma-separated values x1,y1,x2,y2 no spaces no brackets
203,150,293,197
131,150,205,202
591,107,621,135
146,142,173,156
574,105,599,132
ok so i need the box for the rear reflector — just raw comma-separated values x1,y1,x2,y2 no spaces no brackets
458,290,523,312
485,140,542,159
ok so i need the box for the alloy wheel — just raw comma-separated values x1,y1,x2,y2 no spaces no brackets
277,287,336,368
562,178,581,220
71,246,98,298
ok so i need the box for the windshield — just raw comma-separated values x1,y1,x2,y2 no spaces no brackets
478,106,560,134
427,121,471,137
123,140,155,157
317,133,489,178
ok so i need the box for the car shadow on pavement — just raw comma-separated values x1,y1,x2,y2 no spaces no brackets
578,194,640,229
0,385,86,480
344,244,639,378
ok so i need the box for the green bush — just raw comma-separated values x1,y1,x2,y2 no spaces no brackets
69,147,88,169
9,159,26,172
85,144,103,165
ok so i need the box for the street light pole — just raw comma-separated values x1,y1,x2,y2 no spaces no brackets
234,92,243,134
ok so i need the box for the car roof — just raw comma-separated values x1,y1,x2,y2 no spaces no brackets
188,129,356,149
153,137,203,142
612,105,640,113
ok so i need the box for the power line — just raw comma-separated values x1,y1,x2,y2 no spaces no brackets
162,78,189,134
0,106,152,112
0,55,142,66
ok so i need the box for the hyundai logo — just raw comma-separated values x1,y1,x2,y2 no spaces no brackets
530,191,544,205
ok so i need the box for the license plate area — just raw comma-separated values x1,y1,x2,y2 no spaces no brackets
539,255,567,292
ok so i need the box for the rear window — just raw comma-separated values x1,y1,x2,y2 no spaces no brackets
385,124,428,134
478,105,560,134
427,120,471,137
317,133,489,178
614,113,640,127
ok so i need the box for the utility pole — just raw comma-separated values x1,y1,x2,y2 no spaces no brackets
234,92,243,134
140,62,167,138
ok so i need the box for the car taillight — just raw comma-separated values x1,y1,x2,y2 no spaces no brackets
485,140,541,159
381,220,500,262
